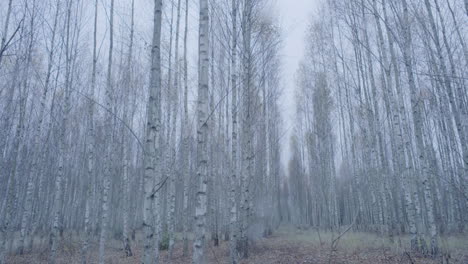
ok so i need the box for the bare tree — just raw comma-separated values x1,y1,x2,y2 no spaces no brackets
143,0,163,263
193,0,210,262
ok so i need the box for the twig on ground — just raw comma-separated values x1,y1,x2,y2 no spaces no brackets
209,242,221,264
314,227,323,246
404,251,415,264
328,210,359,264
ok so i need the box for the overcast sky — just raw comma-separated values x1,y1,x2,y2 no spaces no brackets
276,0,319,166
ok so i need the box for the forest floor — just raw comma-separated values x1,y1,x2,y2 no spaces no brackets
6,226,468,264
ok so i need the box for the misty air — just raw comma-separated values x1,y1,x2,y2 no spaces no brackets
0,0,467,263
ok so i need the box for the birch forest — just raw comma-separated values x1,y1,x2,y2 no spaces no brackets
0,0,467,263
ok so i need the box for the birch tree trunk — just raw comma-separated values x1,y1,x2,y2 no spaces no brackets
168,0,182,259
18,0,42,254
465,0,468,17
82,1,98,262
143,0,162,263
372,0,396,239
26,0,61,251
50,0,73,261
400,0,435,253
182,0,190,256
122,0,135,257
99,1,114,262
0,33,26,263
240,0,253,258
193,0,210,262
229,0,239,262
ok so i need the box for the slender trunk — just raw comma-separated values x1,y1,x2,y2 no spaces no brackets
208,23,216,247
193,0,209,262
465,0,468,17
18,0,38,254
229,0,239,262
240,0,252,258
372,0,394,238
168,0,181,259
122,0,135,258
122,144,132,256
182,0,190,256
82,1,97,262
0,53,25,264
50,0,73,261
142,0,162,263
401,0,433,252
445,0,468,67
99,0,114,262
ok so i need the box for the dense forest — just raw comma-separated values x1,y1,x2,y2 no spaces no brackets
0,0,466,263
287,0,468,255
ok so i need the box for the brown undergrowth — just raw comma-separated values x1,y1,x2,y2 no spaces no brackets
6,227,468,263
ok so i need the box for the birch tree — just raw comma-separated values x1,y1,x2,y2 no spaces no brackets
143,0,163,263
98,1,115,262
82,0,98,262
193,0,210,262
230,0,239,262
182,0,190,257
50,0,74,261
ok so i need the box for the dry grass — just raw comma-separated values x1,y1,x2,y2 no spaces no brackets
6,227,468,263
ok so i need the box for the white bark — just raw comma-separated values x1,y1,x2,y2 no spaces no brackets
18,0,40,254
240,0,253,258
182,0,190,257
98,1,114,262
142,0,162,263
168,0,181,259
122,0,135,258
400,0,427,252
50,0,73,261
193,0,209,262
82,0,97,262
229,1,239,262
0,54,25,264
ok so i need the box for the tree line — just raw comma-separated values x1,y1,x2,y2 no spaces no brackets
286,0,467,257
0,0,283,263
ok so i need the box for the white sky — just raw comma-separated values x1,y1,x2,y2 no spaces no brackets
276,0,319,166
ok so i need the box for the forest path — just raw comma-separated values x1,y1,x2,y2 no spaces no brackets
7,227,467,263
